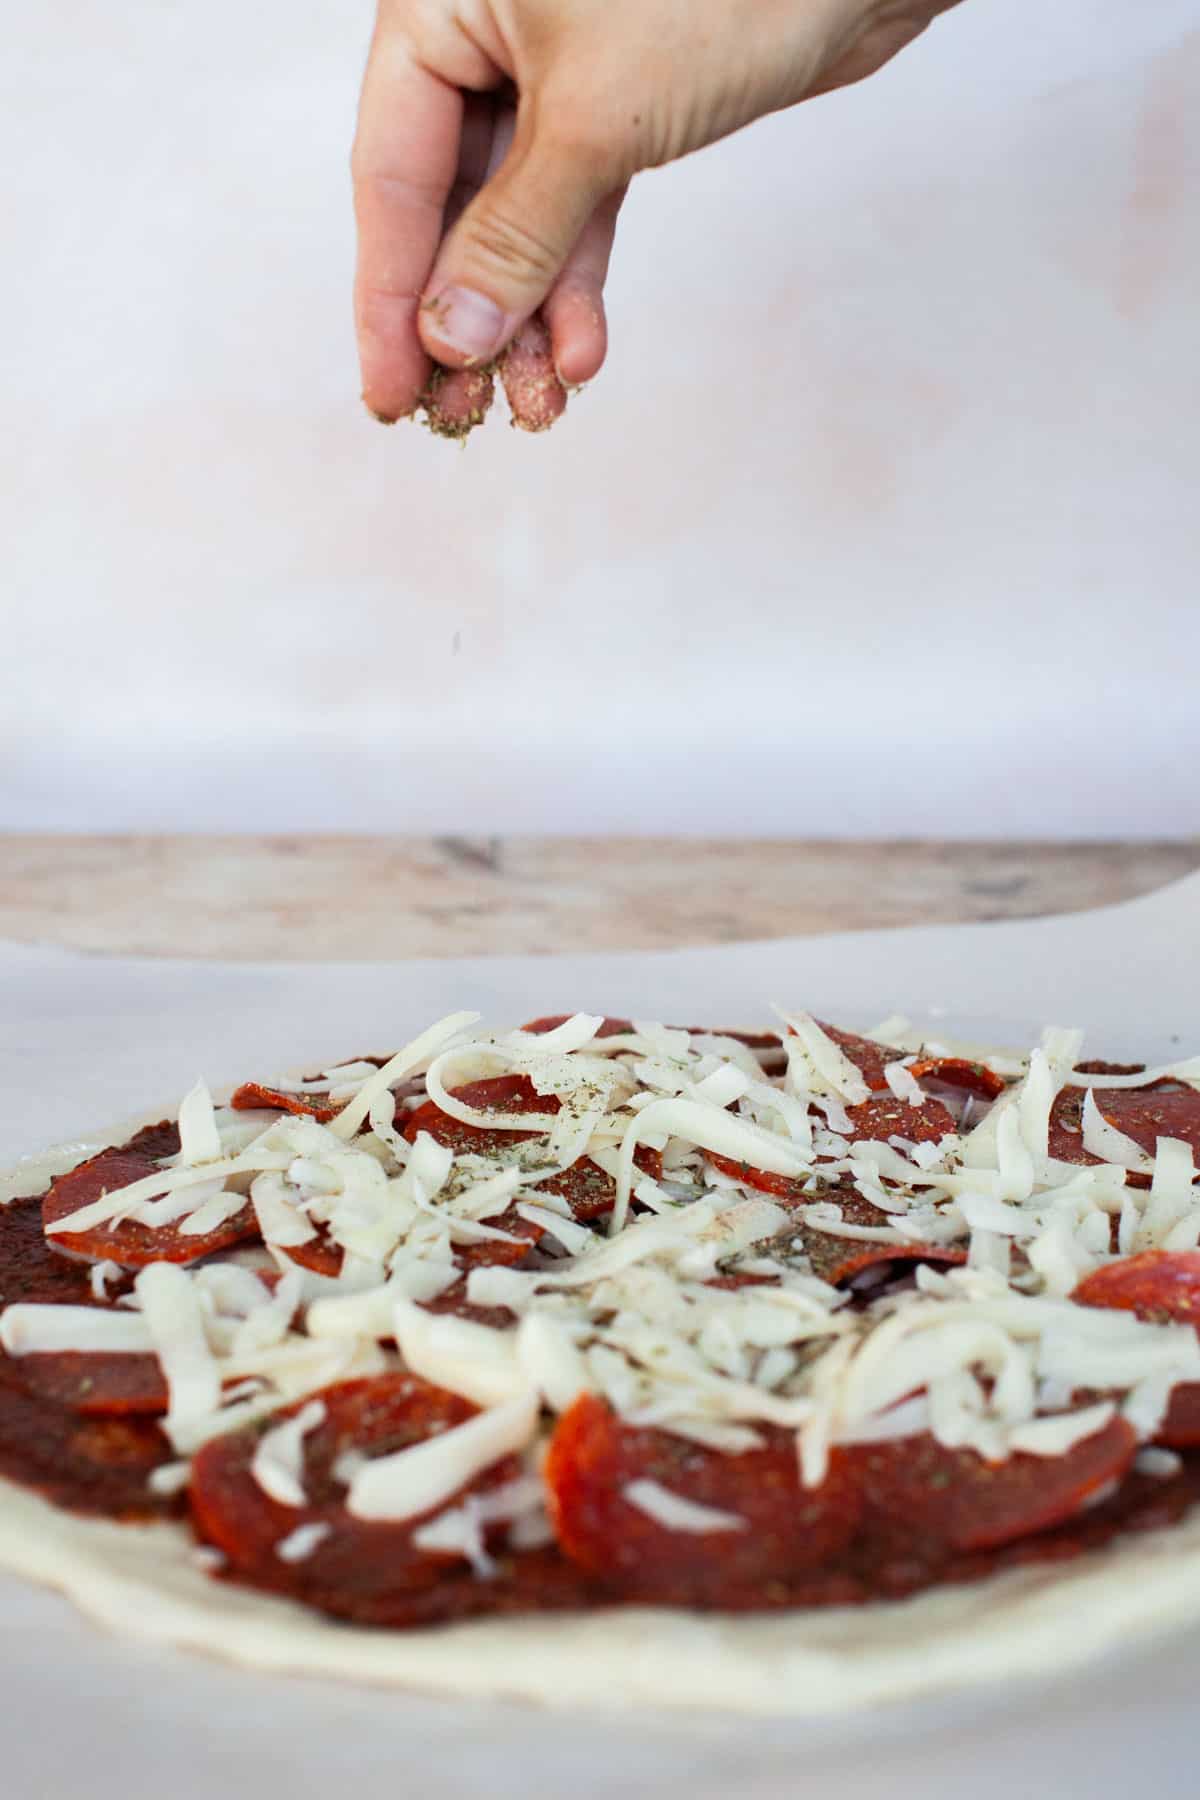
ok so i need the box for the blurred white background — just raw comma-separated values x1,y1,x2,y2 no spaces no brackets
1,0,1197,836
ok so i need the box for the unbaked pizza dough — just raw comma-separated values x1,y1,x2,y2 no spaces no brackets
4,1125,1200,1717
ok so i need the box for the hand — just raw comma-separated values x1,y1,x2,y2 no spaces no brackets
353,0,962,433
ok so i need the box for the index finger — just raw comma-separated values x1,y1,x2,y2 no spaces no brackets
351,30,463,421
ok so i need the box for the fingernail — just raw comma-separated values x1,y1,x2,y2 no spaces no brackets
425,286,506,362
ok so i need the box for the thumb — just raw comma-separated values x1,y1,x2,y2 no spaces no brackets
419,123,614,367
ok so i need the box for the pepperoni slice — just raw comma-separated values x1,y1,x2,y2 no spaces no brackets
543,1394,860,1604
1074,1060,1148,1077
42,1122,257,1269
230,1063,416,1127
1049,1082,1200,1178
1074,1251,1200,1447
275,1232,344,1278
189,1373,532,1622
1154,1388,1200,1447
847,1415,1137,1558
290,1544,600,1628
16,1352,168,1417
798,1192,966,1288
841,1091,957,1147
0,1192,167,1415
906,1057,1008,1101
2,1192,123,1309
0,1355,178,1518
406,1073,660,1221
1074,1250,1200,1323
229,1081,340,1123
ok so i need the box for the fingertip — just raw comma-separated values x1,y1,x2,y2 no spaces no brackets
545,282,608,387
498,314,568,432
419,364,497,440
356,289,433,423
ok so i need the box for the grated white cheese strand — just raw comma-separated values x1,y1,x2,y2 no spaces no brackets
1136,1446,1183,1479
443,1165,526,1223
623,1478,746,1534
231,1267,304,1357
466,1264,540,1311
994,1106,1036,1204
147,1460,192,1496
663,1417,766,1454
0,1304,154,1355
307,1283,401,1342
1018,1030,1085,1162
1081,1090,1154,1172
347,1390,539,1523
249,1172,318,1247
515,1202,594,1255
392,1299,527,1407
178,1187,249,1238
611,1099,809,1236
1017,1048,1057,1161
884,1061,926,1107
837,1394,933,1446
515,1311,593,1411
507,1013,606,1056
250,1399,326,1508
275,1521,333,1563
1143,1137,1200,1251
423,1043,559,1135
691,1065,752,1109
367,1087,411,1163
135,1263,222,1450
176,1079,223,1167
116,1177,230,1231
329,1012,481,1141
411,1501,495,1578
266,1062,380,1097
774,1010,871,1104
1123,1371,1178,1440
89,1259,123,1301
411,1473,550,1578
1007,1401,1116,1457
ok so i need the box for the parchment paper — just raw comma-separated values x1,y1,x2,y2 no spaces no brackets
2,871,1198,1798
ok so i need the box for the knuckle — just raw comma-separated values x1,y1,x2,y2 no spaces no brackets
465,206,564,286
351,160,443,216
356,280,419,325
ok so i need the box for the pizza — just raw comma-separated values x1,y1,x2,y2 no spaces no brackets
3,1006,1200,1708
